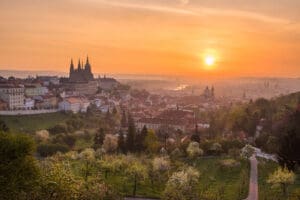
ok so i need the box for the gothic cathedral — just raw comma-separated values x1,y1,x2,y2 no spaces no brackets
69,57,94,83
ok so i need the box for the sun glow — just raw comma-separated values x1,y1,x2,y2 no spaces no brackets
204,56,215,66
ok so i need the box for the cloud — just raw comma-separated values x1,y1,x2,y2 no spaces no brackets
95,0,290,25
178,0,189,5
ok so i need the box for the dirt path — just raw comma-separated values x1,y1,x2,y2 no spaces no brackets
245,155,258,200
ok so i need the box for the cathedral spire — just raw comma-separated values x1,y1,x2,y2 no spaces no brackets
85,55,91,72
86,56,90,65
78,59,81,70
70,59,74,72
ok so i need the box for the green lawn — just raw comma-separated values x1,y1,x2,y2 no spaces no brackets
0,112,70,133
258,159,300,200
77,157,250,199
195,157,249,200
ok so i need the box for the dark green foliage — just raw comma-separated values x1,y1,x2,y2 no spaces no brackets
118,130,126,153
219,139,244,154
0,133,39,199
191,134,201,143
93,128,105,150
121,110,127,128
277,109,300,171
0,119,9,132
126,113,136,152
63,134,77,148
48,123,68,135
66,117,84,132
37,143,69,157
135,125,147,152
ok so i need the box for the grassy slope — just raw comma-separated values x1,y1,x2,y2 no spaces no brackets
258,159,300,200
90,157,249,199
0,112,70,133
196,157,249,200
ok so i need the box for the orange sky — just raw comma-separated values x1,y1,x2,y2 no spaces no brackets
0,0,300,78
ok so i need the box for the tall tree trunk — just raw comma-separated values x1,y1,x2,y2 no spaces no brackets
133,174,137,197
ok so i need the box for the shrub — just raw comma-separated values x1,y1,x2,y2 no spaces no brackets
48,124,68,135
163,167,200,200
62,134,77,148
187,142,204,159
103,134,118,153
37,143,69,157
35,130,49,142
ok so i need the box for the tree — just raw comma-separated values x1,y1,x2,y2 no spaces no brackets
163,167,200,200
37,143,69,157
126,113,136,152
136,125,147,152
209,142,223,155
63,134,77,149
152,157,170,172
186,142,204,159
277,109,300,171
118,130,127,153
48,123,68,135
125,160,148,197
191,125,200,143
0,120,9,132
0,133,40,199
103,134,118,153
93,128,105,150
121,110,127,128
144,130,160,154
190,134,200,143
267,167,295,196
79,148,95,182
39,157,79,199
241,144,255,159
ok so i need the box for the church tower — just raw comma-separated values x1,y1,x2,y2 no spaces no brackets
85,56,91,72
77,59,82,71
70,59,74,74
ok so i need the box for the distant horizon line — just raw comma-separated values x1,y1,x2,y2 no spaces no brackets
0,69,299,80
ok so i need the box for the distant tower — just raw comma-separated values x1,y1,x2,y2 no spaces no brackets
78,59,81,70
211,86,215,99
85,56,91,72
70,59,74,74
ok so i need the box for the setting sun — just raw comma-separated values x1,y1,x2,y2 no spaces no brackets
204,56,215,66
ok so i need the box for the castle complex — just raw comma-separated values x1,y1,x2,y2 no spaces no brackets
69,57,94,83
65,56,119,95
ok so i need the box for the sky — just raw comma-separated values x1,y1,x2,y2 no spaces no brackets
0,0,300,78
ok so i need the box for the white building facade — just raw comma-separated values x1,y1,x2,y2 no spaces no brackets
0,85,25,110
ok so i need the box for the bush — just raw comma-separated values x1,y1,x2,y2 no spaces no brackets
220,139,244,154
35,130,49,142
37,143,69,157
0,133,39,199
62,134,77,148
187,142,204,159
48,124,68,135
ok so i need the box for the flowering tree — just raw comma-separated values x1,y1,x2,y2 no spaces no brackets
103,134,118,153
187,142,204,159
79,148,95,181
241,144,255,159
163,167,200,200
267,167,295,196
125,160,148,197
